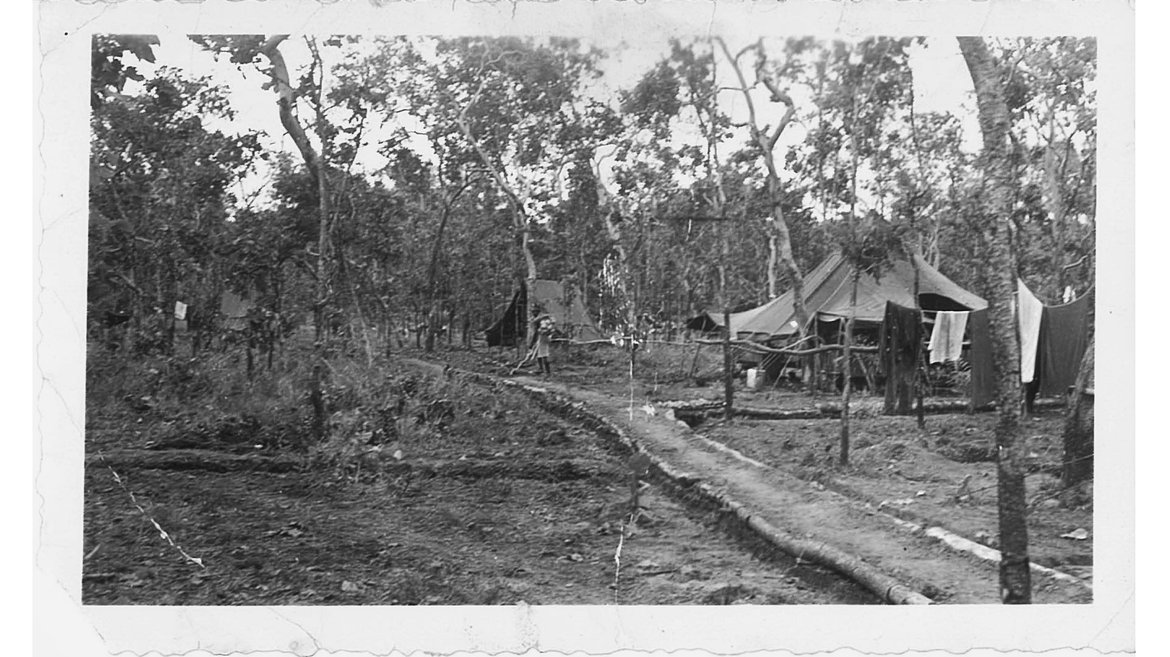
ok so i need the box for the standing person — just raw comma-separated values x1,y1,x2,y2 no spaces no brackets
533,312,555,376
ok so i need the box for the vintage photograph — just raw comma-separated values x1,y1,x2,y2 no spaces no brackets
81,30,1099,609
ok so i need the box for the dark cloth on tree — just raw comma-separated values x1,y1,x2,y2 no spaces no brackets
879,301,921,375
1037,292,1092,398
967,308,996,408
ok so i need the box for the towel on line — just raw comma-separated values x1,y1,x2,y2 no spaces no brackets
928,311,969,364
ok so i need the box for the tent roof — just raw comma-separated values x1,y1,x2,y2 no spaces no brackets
220,291,253,318
528,279,603,341
484,279,603,346
697,252,986,340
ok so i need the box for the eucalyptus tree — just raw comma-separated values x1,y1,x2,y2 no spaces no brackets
714,37,810,329
193,35,350,436
958,35,1032,605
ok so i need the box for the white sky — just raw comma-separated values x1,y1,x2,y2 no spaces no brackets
135,34,982,207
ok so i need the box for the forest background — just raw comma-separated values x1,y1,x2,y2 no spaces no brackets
87,33,1097,357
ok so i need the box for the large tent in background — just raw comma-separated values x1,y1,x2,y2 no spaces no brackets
687,252,987,340
484,279,604,347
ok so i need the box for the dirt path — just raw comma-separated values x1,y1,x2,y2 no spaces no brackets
497,372,1089,604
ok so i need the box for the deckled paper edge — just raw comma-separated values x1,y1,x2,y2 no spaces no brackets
33,1,1136,656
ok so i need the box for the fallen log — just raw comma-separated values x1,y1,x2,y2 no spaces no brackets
675,407,828,421
89,449,605,482
88,449,303,473
669,396,1069,422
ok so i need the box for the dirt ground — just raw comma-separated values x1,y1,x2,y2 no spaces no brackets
83,363,873,605
84,338,1092,605
699,407,1093,575
448,341,1093,603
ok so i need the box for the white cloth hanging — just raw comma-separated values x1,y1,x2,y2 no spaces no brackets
174,301,188,321
928,311,969,364
1017,280,1043,384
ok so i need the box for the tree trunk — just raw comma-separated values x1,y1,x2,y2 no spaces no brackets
766,179,808,331
1062,334,1094,487
839,270,859,465
602,206,638,370
1041,104,1069,295
455,113,537,285
257,36,331,440
345,259,374,366
714,38,808,334
423,203,455,354
910,252,926,427
959,36,1032,604
766,231,779,299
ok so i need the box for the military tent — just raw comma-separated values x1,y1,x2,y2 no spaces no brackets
688,252,986,340
219,291,255,332
484,279,603,347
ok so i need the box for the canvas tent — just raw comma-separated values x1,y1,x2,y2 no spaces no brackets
688,252,987,340
484,279,603,347
219,291,255,331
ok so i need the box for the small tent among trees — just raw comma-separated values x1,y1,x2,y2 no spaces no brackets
484,279,604,347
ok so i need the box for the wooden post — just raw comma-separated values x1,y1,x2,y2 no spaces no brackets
912,260,926,427
840,271,859,465
723,309,734,421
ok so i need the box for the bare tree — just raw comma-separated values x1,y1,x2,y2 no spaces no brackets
714,38,808,328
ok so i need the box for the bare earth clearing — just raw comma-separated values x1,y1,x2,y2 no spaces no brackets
83,341,1091,605
83,354,872,605
444,342,1092,604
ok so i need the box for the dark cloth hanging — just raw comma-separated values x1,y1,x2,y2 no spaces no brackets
879,301,921,374
1037,293,1092,398
968,308,996,408
879,301,921,414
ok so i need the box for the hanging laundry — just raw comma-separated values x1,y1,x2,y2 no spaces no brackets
967,308,996,408
880,302,921,374
174,301,188,321
1017,280,1044,384
880,301,921,414
1037,291,1092,398
928,311,969,364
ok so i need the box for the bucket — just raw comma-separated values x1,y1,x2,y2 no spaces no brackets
746,368,759,390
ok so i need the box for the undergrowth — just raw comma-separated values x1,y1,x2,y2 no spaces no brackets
87,340,561,483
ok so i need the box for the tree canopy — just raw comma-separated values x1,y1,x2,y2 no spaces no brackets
88,34,1097,348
